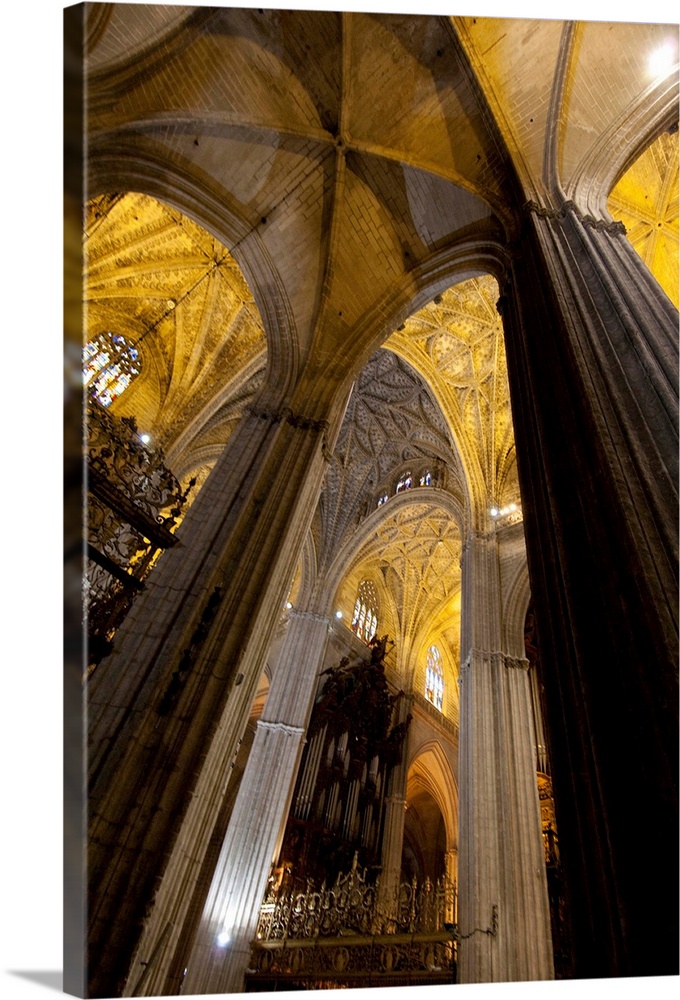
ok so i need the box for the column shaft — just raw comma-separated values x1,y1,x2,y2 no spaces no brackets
181,609,331,995
87,406,330,998
500,201,678,977
445,849,458,923
457,533,553,984
376,696,412,925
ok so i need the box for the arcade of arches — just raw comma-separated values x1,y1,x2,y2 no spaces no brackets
65,6,679,998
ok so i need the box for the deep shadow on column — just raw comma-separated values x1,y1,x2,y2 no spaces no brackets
500,202,679,979
86,408,330,998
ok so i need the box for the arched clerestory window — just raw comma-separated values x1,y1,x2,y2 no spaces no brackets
83,331,141,407
425,644,444,711
351,580,379,643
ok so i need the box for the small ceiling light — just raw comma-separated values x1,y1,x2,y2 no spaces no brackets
216,929,230,947
490,507,499,517
140,433,151,445
335,610,343,619
649,41,677,78
284,601,292,610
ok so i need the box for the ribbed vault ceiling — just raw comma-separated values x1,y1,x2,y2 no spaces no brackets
85,190,266,464
608,128,679,308
83,7,679,722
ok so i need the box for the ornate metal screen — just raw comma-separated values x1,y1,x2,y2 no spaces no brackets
247,859,457,989
85,402,193,668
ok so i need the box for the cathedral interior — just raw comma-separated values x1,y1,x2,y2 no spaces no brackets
64,4,679,998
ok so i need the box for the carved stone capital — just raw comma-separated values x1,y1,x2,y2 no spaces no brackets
523,198,627,236
461,649,519,673
256,719,305,737
504,656,530,671
246,403,330,435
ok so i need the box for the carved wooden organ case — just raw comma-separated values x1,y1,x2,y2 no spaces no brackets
274,637,411,892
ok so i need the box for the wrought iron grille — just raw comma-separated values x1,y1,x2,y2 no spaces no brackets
248,860,457,988
255,862,456,940
247,932,456,988
85,402,193,666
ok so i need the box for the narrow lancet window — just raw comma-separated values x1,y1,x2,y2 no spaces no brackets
425,644,444,711
351,580,380,643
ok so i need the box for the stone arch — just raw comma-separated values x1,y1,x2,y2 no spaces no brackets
502,559,532,662
320,489,464,682
323,487,466,609
87,137,299,405
298,235,511,420
566,70,679,218
327,247,512,527
405,738,458,853
171,447,221,485
409,632,460,725
164,357,267,469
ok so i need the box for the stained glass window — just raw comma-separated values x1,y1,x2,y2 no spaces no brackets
425,645,444,711
351,580,379,643
396,473,412,493
419,471,432,486
377,493,388,507
83,331,141,407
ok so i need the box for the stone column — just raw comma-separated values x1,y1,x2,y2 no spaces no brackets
444,848,458,924
180,607,331,996
500,200,678,978
457,532,553,984
86,402,333,998
376,695,412,927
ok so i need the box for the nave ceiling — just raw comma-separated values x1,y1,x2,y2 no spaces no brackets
84,96,677,714
82,6,678,724
86,7,677,391
85,185,518,720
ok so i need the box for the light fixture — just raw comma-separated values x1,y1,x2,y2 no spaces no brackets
285,601,293,610
216,929,230,947
335,610,343,619
139,433,151,444
648,40,677,78
491,502,521,520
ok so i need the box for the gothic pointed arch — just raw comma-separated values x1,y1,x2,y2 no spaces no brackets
313,347,466,575
565,61,679,219
84,190,268,465
503,560,533,662
405,739,459,853
86,144,299,405
328,496,462,685
387,273,520,528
